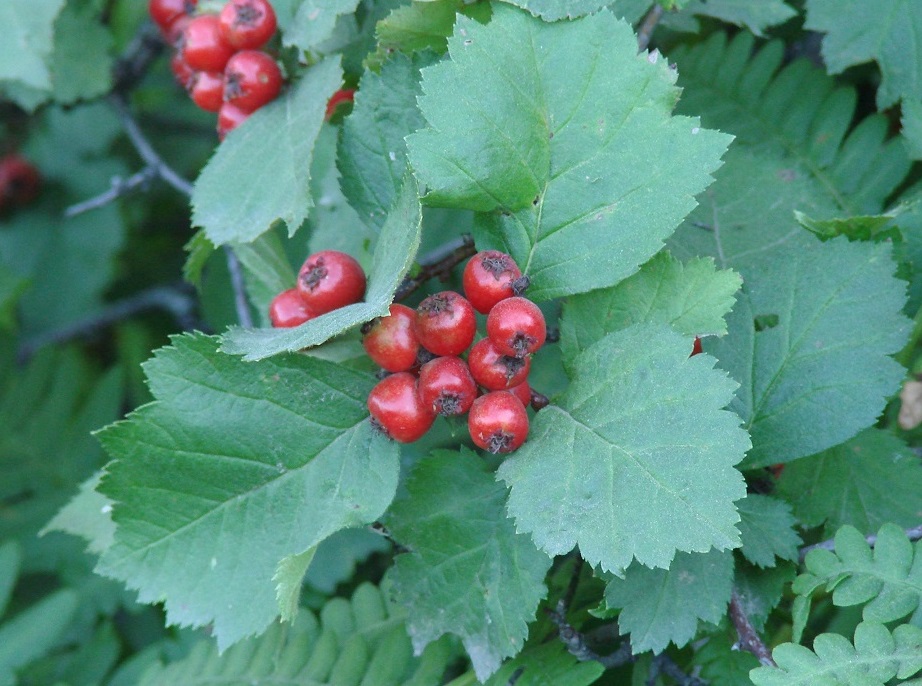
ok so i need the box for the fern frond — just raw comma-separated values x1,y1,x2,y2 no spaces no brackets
138,583,455,686
672,31,911,215
750,622,922,686
792,524,922,643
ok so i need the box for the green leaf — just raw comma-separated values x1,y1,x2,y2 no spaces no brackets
682,0,796,36
220,174,422,360
794,209,902,242
407,6,732,301
0,0,64,92
750,622,922,686
339,52,432,230
483,642,604,686
303,528,390,594
232,231,297,328
734,561,796,632
710,238,908,469
139,585,456,686
372,0,491,65
0,265,28,331
499,323,748,573
495,0,616,20
903,99,922,159
737,494,801,568
559,251,740,368
602,549,733,653
805,0,922,107
692,630,761,686
0,542,21,619
0,589,79,678
182,230,216,288
386,450,551,681
49,0,113,104
41,471,116,556
192,56,343,245
96,334,400,649
795,524,922,628
274,547,317,623
282,0,362,52
776,429,922,535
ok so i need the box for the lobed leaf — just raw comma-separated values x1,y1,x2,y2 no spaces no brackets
681,0,796,36
0,0,64,93
220,174,422,359
483,642,604,686
903,99,922,159
602,549,733,653
750,622,922,686
499,323,748,574
385,450,551,681
496,0,619,20
282,0,362,53
192,57,343,246
96,334,400,649
736,494,801,568
41,471,116,556
407,5,732,301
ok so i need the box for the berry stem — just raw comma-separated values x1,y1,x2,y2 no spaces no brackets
394,235,477,301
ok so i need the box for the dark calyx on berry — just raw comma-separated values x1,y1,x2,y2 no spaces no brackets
300,258,327,291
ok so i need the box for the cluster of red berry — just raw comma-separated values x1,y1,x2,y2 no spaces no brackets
365,251,545,454
269,251,367,328
149,0,282,139
0,154,41,214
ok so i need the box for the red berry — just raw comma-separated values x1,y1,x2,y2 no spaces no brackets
269,288,315,328
691,336,703,356
508,380,531,408
486,297,546,358
418,357,477,416
224,50,282,113
182,14,235,72
0,155,41,210
165,14,192,45
463,250,523,314
149,0,197,35
217,102,250,140
467,338,530,390
297,250,367,315
468,392,529,454
218,0,277,50
363,304,419,373
325,88,355,120
414,291,476,357
170,51,195,88
367,373,434,443
189,70,224,112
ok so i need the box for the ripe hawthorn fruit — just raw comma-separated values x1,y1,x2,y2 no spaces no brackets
418,356,478,416
486,296,546,358
189,71,225,112
297,250,367,315
362,304,419,373
367,372,434,443
468,391,529,454
149,0,197,36
467,338,530,390
0,155,41,209
218,0,277,50
217,102,250,140
414,291,476,357
268,288,314,328
182,14,235,72
463,250,522,314
223,50,282,113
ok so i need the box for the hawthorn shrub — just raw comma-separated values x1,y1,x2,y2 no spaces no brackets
1,1,922,685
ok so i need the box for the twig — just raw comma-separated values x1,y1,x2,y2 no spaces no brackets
64,166,158,217
506,668,524,686
224,245,254,328
561,557,584,612
546,607,634,669
728,589,776,667
637,4,664,52
111,22,164,94
648,653,705,686
394,235,476,301
799,524,922,563
17,284,198,364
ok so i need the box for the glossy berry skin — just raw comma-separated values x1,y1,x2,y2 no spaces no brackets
367,373,434,443
297,250,366,315
219,0,277,50
467,338,530,390
487,296,546,358
149,0,197,35
468,392,529,454
170,51,195,88
325,88,355,120
182,14,235,72
269,288,315,328
418,357,477,416
224,50,282,113
363,304,419,373
0,155,41,209
509,380,531,408
690,336,703,356
217,102,250,140
189,71,224,112
414,291,476,357
463,250,522,314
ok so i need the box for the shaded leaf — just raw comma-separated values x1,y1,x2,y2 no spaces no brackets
386,450,551,681
0,0,64,92
41,471,116,556
682,0,796,36
737,494,801,568
483,642,604,686
50,1,113,104
499,323,748,573
283,0,362,53
903,99,922,159
495,0,616,21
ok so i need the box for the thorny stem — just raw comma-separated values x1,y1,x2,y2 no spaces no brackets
394,235,477,301
728,589,776,667
64,166,158,218
799,523,922,563
17,284,198,364
637,4,664,52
